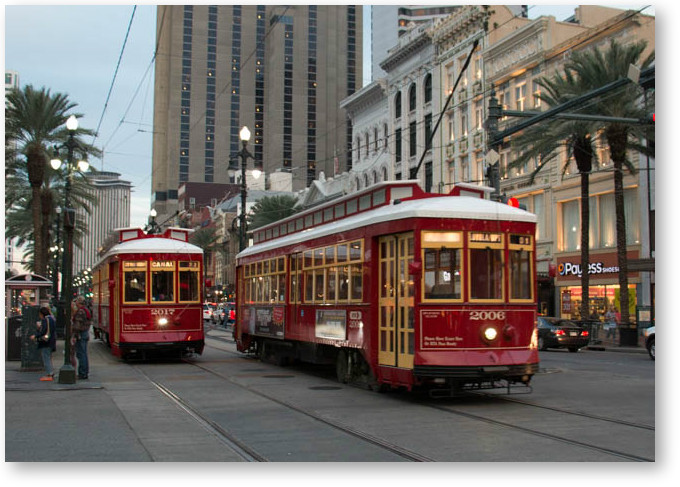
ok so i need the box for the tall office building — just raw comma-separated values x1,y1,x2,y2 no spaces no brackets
5,70,26,275
72,172,132,274
152,5,362,222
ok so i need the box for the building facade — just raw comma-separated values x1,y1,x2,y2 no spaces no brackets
482,5,655,322
151,5,362,224
73,172,132,274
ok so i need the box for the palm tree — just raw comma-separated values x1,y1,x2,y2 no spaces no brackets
564,39,654,325
5,85,79,275
248,195,299,230
510,70,598,322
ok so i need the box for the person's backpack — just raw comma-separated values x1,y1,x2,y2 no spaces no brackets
74,306,93,332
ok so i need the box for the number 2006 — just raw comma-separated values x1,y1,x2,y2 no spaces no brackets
469,311,506,321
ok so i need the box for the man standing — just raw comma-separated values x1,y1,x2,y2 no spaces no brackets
72,295,92,379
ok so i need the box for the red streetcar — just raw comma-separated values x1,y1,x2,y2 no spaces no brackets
234,181,539,394
92,227,205,359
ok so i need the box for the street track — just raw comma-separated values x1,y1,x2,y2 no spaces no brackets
131,339,434,461
107,330,653,462
472,392,655,431
422,401,653,462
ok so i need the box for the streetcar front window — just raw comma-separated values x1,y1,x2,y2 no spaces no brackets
123,261,147,303
422,231,463,301
424,248,462,300
151,261,175,302
509,234,534,301
178,261,200,303
469,232,504,301
469,248,504,300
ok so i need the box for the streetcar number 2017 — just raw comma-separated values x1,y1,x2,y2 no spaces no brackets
469,311,506,321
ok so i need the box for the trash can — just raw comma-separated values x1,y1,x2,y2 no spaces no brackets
618,323,638,347
21,306,43,370
6,315,23,361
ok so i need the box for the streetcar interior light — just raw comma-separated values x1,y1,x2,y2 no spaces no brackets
484,327,498,341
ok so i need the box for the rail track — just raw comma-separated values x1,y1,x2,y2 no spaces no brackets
119,330,653,462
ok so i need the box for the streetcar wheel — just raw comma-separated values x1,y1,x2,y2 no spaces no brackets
336,350,349,384
538,336,547,351
568,346,579,353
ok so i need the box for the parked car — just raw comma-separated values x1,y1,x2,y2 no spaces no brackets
537,316,590,353
203,304,215,322
644,326,655,361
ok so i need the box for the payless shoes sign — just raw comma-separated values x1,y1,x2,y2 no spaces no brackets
555,250,639,283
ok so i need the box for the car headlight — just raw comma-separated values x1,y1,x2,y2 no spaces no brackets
483,327,498,341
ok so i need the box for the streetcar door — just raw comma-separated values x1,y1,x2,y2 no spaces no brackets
378,233,415,369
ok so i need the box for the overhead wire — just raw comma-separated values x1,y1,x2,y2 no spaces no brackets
91,5,137,148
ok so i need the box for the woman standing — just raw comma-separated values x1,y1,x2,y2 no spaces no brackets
31,307,57,381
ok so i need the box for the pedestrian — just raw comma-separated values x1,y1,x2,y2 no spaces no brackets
605,306,618,339
72,295,92,380
30,307,57,381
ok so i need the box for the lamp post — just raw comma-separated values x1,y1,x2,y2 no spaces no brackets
50,115,89,384
228,126,261,252
146,208,161,235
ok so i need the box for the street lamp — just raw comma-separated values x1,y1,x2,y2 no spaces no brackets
228,126,261,252
50,115,89,384
145,208,161,235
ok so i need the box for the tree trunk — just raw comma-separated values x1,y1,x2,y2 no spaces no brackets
27,147,46,276
607,125,630,324
580,171,590,321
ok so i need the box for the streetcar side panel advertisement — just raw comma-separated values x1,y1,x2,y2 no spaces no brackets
315,309,347,340
248,305,285,339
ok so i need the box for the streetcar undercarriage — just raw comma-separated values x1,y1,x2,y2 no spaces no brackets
243,335,536,396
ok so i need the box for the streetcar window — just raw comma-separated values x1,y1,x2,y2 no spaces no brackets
151,261,175,302
350,264,363,300
334,203,345,219
424,248,462,300
178,261,200,302
509,235,533,301
469,248,504,300
338,266,349,300
422,232,463,301
349,241,362,261
123,261,147,303
468,233,504,301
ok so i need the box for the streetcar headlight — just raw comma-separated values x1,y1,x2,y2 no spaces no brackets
483,327,498,341
158,317,169,326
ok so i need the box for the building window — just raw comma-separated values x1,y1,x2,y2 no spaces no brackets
424,74,432,103
409,83,416,112
409,122,417,157
515,82,527,111
395,92,402,119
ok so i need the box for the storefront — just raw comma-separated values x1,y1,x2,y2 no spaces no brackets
554,250,640,324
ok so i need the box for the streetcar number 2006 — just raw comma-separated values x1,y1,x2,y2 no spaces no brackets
469,311,506,321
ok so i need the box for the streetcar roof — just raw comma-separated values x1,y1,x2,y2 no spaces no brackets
238,193,536,259
95,236,203,267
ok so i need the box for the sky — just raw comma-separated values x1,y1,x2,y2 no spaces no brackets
3,3,661,229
